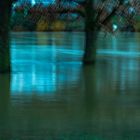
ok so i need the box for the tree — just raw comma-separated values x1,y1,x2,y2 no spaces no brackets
52,0,137,63
54,0,114,63
0,1,11,73
0,0,18,73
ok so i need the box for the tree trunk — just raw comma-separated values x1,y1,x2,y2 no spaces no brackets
0,1,12,73
83,0,97,64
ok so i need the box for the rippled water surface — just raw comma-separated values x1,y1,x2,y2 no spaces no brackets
1,32,140,139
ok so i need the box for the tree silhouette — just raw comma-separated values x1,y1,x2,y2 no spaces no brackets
0,1,12,73
41,0,137,63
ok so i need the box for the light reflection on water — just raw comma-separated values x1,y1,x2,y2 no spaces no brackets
11,63,82,94
1,32,140,139
11,32,140,96
11,32,84,96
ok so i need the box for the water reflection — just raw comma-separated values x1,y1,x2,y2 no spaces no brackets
0,74,11,136
1,32,140,139
11,63,82,94
11,32,84,96
96,32,140,95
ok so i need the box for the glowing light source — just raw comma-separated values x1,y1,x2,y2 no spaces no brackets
31,0,36,5
113,24,118,32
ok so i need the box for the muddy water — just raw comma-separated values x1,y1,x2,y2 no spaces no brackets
0,32,140,139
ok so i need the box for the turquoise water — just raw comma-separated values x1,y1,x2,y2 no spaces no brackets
0,32,140,139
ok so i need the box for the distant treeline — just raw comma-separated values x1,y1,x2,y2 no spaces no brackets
11,1,140,32
11,2,84,31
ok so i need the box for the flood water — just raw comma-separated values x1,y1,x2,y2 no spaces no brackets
1,32,140,139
